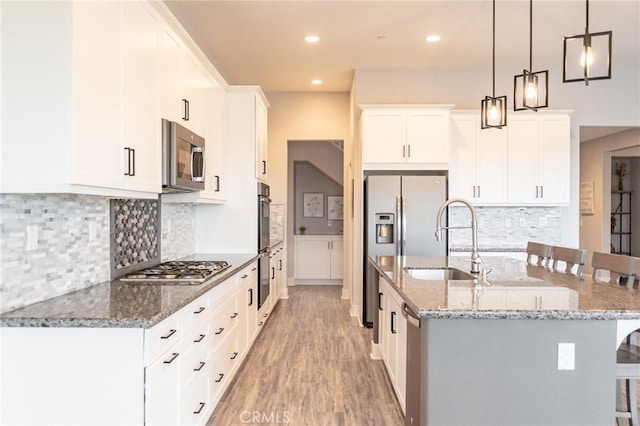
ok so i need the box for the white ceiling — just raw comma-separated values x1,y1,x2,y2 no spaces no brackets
164,0,640,93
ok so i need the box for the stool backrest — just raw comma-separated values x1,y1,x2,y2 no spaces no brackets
550,246,588,277
591,252,639,288
526,241,552,268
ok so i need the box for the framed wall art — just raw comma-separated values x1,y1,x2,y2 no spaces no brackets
327,195,344,220
303,192,324,217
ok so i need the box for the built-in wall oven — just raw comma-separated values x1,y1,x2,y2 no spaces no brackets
258,182,271,308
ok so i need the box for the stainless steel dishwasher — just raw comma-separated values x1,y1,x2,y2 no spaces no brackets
402,302,422,426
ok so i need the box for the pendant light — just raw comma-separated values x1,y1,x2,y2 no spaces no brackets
514,0,548,111
481,0,507,129
562,0,612,85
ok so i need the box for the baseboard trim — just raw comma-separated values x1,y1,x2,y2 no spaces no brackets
370,342,382,360
294,279,342,286
341,288,350,300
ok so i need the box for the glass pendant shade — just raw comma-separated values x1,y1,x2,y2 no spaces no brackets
514,69,548,111
563,31,612,84
481,95,507,129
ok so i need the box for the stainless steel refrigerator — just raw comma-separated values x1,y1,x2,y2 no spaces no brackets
364,174,447,327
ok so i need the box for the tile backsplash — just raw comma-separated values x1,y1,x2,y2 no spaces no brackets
0,194,110,313
111,198,159,274
161,202,196,262
448,206,562,249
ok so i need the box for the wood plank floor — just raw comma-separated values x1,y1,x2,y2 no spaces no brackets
208,285,404,426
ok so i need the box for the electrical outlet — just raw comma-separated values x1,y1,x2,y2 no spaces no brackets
505,218,512,227
26,225,38,251
519,218,526,227
558,343,575,370
539,217,548,227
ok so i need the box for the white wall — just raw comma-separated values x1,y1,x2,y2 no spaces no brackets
580,129,640,265
265,92,351,290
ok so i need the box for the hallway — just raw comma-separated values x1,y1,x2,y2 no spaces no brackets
208,286,404,425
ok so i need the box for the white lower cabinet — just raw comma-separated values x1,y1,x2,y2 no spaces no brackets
378,278,407,414
294,236,343,280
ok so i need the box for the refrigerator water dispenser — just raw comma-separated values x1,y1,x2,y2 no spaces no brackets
375,213,394,244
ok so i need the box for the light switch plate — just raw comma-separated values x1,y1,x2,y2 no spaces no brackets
558,343,575,370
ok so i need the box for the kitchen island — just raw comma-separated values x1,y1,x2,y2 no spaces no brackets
369,255,640,426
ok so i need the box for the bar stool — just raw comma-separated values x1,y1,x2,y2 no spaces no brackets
525,241,552,268
592,251,640,424
549,246,587,277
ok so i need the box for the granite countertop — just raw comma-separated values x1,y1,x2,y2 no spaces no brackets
0,253,259,328
449,247,526,253
370,255,640,320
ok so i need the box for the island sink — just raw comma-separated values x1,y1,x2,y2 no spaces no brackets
405,267,476,281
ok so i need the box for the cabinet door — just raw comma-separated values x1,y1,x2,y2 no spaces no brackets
181,52,203,134
395,301,407,414
255,96,268,181
507,116,539,204
362,111,405,164
330,238,344,279
378,279,389,364
122,1,161,193
449,115,477,200
538,115,570,204
405,110,449,164
294,237,331,279
72,1,124,190
475,123,507,204
158,28,183,124
145,349,181,426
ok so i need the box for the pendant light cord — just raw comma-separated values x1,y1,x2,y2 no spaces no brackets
492,0,496,97
529,0,533,71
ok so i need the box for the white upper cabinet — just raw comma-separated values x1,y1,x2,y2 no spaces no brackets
507,113,571,205
361,105,453,169
1,1,163,197
450,113,507,204
255,95,269,182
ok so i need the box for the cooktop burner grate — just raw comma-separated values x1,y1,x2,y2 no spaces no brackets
120,260,231,283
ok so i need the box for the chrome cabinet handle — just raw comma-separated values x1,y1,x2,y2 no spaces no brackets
194,307,205,314
378,292,384,310
193,402,205,415
535,186,539,198
231,352,238,360
194,361,206,372
251,267,257,271
215,175,220,192
279,259,282,270
262,160,267,175
194,334,206,343
473,185,476,198
407,144,411,158
215,373,224,383
163,352,179,364
540,186,544,198
477,185,480,198
241,274,248,279
391,311,397,334
248,288,253,306
160,329,177,340
124,147,135,176
230,312,238,319
215,327,224,335
402,145,406,158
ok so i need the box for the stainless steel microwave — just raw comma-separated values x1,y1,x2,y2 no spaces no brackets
161,119,205,193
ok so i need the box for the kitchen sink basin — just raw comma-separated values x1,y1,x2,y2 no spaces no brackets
405,267,476,281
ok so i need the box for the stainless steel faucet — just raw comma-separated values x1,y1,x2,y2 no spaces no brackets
434,198,482,274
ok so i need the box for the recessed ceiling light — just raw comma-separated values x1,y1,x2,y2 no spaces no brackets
305,35,320,43
311,79,323,85
426,35,441,43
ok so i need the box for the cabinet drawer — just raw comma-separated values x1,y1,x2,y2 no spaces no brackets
182,292,212,331
180,365,210,426
211,296,239,351
182,341,211,390
210,275,238,307
145,312,182,364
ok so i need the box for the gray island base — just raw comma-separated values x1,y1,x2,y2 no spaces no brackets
369,255,640,426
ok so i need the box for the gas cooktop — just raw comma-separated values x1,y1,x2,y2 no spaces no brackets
120,260,231,284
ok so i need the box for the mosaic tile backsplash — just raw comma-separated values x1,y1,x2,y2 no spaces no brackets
111,199,159,272
270,203,285,244
161,202,195,262
0,194,110,313
448,206,562,250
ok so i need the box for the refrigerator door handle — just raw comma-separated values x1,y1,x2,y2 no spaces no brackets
401,196,407,256
395,196,402,256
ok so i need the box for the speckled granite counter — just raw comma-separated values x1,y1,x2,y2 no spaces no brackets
370,255,640,320
0,253,258,328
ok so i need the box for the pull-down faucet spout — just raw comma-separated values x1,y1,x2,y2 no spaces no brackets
435,198,481,274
